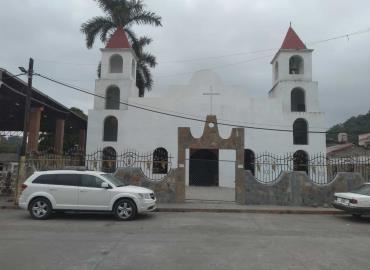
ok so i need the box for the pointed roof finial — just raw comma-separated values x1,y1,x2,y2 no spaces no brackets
290,21,292,27
281,26,306,50
106,25,131,49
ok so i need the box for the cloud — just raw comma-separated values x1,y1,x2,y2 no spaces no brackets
1,0,370,127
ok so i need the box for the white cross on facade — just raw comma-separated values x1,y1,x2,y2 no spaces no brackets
203,86,220,115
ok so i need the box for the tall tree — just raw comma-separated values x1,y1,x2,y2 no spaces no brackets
133,36,156,97
81,0,161,96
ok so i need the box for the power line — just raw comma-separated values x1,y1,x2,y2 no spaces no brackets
1,25,368,72
156,54,273,78
158,27,370,64
37,72,327,130
0,81,70,114
160,48,277,64
35,72,330,134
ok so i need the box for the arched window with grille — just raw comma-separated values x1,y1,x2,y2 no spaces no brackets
102,147,117,173
103,116,118,142
105,86,120,110
153,147,168,174
244,149,255,176
110,54,123,73
293,118,308,145
289,55,304,74
293,150,308,174
291,88,305,112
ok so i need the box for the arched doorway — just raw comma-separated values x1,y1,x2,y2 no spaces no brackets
153,147,168,174
293,150,309,174
102,147,117,173
189,149,219,186
244,149,255,176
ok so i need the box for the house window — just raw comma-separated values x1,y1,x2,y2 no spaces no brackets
289,55,304,74
102,147,117,173
105,86,120,110
291,88,306,112
293,118,308,145
103,116,118,142
244,149,255,176
110,54,123,73
153,147,168,174
293,150,309,174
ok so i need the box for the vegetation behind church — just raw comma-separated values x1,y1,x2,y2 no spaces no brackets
327,109,370,144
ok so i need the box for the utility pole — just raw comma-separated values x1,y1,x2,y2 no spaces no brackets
15,58,34,203
20,58,34,155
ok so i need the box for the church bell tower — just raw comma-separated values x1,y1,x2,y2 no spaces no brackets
94,26,138,111
269,26,320,113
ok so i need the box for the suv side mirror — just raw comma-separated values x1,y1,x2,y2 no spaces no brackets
101,182,110,189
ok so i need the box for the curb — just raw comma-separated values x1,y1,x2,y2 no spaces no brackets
0,205,343,215
156,208,344,215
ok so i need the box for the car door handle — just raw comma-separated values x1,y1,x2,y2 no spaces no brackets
80,190,88,193
49,188,58,191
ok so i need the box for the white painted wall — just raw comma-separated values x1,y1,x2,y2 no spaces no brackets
87,48,327,188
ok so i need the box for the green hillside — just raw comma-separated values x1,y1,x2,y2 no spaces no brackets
327,109,370,144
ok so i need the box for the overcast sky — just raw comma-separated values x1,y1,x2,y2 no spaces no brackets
1,0,370,127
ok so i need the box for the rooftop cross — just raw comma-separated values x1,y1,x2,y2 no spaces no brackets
203,86,220,115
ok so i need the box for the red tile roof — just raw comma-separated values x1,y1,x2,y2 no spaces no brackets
326,143,353,155
106,26,131,49
281,27,307,50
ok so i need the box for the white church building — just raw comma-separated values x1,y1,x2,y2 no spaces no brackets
86,26,326,187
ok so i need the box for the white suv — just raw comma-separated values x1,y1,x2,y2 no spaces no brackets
19,170,157,220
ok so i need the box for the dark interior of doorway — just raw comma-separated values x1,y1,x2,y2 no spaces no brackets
189,149,219,186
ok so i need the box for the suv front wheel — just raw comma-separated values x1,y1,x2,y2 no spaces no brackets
29,197,52,220
113,199,137,221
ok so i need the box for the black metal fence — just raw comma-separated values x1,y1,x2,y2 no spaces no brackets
25,148,173,181
253,152,370,184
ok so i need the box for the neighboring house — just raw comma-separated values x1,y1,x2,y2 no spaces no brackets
359,133,370,148
87,26,327,188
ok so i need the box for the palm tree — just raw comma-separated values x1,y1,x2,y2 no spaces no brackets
81,0,162,96
131,36,157,97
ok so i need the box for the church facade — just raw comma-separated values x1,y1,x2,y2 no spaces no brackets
86,26,326,187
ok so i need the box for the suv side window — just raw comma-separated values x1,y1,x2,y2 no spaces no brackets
81,175,105,188
55,174,80,186
32,174,80,186
33,174,57,185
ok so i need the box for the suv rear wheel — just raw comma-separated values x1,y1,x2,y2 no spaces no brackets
113,199,137,221
29,198,52,220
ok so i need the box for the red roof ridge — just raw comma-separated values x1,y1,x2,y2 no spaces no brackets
106,26,131,49
281,26,307,50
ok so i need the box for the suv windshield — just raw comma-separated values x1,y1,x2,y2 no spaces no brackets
101,174,126,187
351,184,370,195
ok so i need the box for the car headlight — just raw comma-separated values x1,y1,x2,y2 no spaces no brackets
138,193,151,199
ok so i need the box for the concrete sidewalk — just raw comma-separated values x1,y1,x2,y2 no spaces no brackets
158,200,343,215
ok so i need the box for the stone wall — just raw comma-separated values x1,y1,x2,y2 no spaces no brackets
243,171,366,207
114,167,181,203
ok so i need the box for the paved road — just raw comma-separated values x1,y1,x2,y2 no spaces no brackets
0,210,369,270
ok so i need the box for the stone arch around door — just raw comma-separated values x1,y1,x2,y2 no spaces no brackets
177,115,245,203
